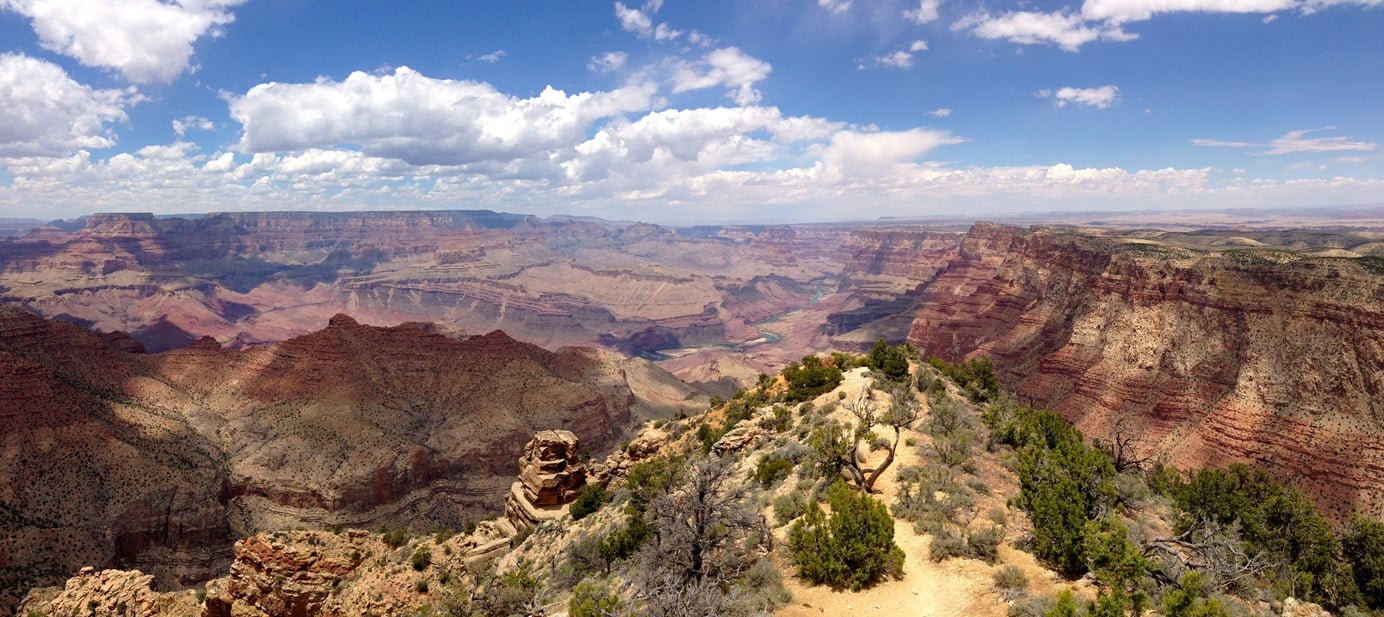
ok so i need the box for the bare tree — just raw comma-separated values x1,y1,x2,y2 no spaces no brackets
644,456,766,585
1095,416,1152,473
1143,517,1279,593
818,387,920,493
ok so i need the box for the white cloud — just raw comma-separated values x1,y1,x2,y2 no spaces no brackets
928,108,952,117
819,128,967,179
588,51,629,73
5,130,1383,224
672,47,772,106
477,50,506,63
0,53,134,158
614,0,682,40
1082,0,1298,22
1192,128,1377,155
873,51,915,69
172,115,214,137
614,2,653,34
953,10,1136,51
954,0,1382,52
0,0,246,83
819,0,852,14
905,0,942,23
1038,85,1120,108
229,67,658,166
861,41,928,70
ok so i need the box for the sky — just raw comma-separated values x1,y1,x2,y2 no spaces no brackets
0,0,1380,224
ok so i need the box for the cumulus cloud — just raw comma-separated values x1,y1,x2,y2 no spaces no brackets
905,0,943,23
953,0,1381,51
563,106,837,182
172,115,214,137
819,128,967,179
0,0,246,83
614,0,682,40
1038,85,1120,108
928,108,952,117
1192,128,1377,155
6,129,1384,223
953,10,1136,51
860,41,928,70
588,51,629,73
477,50,506,63
672,47,772,106
0,53,134,158
229,67,658,166
1082,0,1298,22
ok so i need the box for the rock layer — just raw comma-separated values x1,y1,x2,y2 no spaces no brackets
909,223,1384,520
505,430,587,530
0,307,704,615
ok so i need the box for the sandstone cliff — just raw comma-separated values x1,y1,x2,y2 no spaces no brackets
909,223,1384,519
0,213,960,364
0,308,705,615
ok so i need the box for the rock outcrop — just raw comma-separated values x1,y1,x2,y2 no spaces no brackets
18,567,200,617
909,223,1384,520
201,531,369,617
0,308,705,615
504,430,587,531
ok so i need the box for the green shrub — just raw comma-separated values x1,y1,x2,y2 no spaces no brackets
929,529,966,562
755,454,795,488
1162,572,1229,617
569,580,622,617
411,545,432,571
773,490,808,527
992,565,1029,599
569,484,609,521
1345,516,1384,610
788,483,905,590
967,525,1004,562
927,356,998,402
432,527,455,544
597,512,652,567
782,355,844,403
381,526,409,549
624,454,684,513
867,339,911,383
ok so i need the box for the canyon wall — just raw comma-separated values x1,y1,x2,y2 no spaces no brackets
909,223,1384,520
0,212,867,355
0,307,705,614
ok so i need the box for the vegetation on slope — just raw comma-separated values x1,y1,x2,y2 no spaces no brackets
31,338,1384,617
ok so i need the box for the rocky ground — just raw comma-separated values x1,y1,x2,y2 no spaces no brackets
19,359,1339,617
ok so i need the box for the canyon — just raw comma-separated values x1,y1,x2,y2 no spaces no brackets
0,305,705,613
3,209,1384,613
908,223,1384,520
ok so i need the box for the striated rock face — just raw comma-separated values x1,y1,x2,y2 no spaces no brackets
0,211,868,355
505,430,587,530
202,532,368,617
909,223,1384,520
0,308,705,615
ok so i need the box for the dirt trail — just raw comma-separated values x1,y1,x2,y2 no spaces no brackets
774,368,1065,617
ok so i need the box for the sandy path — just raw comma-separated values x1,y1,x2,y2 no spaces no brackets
774,370,1012,616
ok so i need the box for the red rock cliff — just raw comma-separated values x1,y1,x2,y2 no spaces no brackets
909,223,1384,520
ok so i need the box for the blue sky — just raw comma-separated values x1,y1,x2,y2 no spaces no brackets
0,0,1379,224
